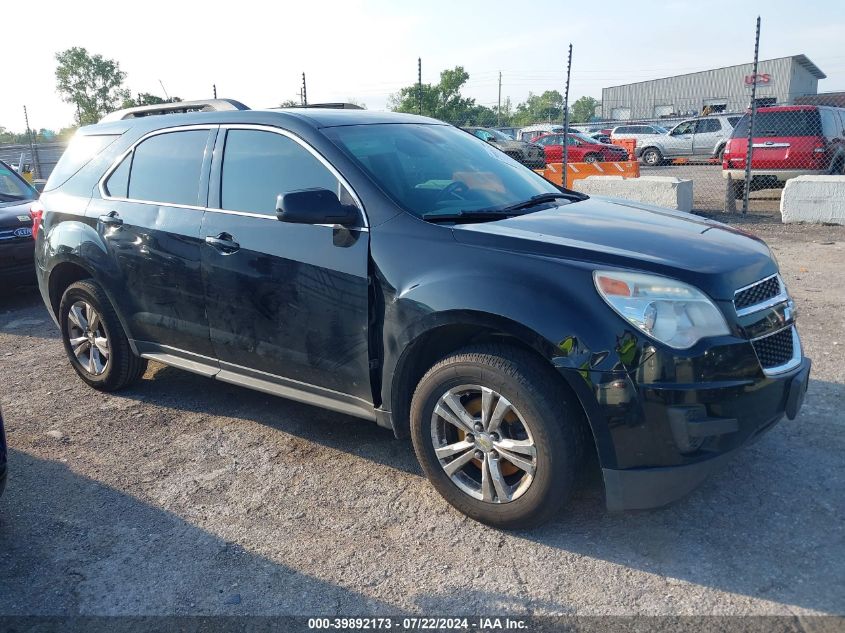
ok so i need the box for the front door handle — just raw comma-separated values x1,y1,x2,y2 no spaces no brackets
99,211,123,227
205,232,240,254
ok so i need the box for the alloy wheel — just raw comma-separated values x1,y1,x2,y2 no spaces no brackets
67,300,110,376
430,384,537,504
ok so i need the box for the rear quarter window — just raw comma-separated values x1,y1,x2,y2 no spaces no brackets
44,134,120,192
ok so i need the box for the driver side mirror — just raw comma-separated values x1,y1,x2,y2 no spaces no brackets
276,188,359,226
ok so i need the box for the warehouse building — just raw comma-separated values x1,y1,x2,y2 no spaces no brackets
601,54,826,121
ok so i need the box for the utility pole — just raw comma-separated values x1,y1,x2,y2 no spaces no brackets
213,84,217,99
417,57,422,115
23,105,40,180
301,73,308,106
561,44,573,186
497,71,502,127
742,16,761,215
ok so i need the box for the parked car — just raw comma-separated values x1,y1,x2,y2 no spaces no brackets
610,124,669,148
635,115,740,166
534,132,629,163
722,105,845,197
0,159,39,289
0,406,6,498
35,99,809,528
588,132,613,144
463,127,546,168
517,124,565,142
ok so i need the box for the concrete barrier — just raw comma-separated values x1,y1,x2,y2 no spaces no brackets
571,176,694,212
780,175,845,225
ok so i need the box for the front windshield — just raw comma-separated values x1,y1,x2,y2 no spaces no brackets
324,123,562,219
0,163,36,202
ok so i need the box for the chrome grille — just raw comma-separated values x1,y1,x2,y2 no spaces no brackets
735,275,782,311
751,327,797,372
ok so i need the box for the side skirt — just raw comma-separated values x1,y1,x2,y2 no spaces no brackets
133,341,377,423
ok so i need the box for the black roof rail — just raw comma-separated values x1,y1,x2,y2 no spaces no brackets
279,102,365,110
99,98,250,122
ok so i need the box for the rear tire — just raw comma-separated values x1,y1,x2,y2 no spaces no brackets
641,147,663,166
59,280,147,391
410,344,581,529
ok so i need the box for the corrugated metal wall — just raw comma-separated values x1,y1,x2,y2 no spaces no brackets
601,57,820,120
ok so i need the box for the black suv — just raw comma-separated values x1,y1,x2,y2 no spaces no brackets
34,100,810,528
1,159,39,288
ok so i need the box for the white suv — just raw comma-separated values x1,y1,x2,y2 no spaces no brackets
634,115,741,166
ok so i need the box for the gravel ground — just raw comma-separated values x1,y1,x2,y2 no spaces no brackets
0,216,843,618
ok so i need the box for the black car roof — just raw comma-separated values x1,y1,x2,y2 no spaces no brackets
79,108,445,137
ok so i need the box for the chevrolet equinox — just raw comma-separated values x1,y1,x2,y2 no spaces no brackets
33,99,811,528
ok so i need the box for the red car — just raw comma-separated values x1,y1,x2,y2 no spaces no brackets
534,132,629,163
723,104,845,197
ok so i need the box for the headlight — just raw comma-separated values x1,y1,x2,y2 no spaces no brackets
593,271,730,349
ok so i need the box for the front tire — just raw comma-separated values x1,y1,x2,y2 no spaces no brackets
410,344,581,529
641,147,663,166
583,153,601,164
59,280,147,391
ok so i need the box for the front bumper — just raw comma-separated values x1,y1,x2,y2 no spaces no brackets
561,344,811,512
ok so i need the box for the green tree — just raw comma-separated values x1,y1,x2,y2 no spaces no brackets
388,66,494,125
279,99,299,107
512,90,565,126
55,47,130,125
571,96,600,123
121,93,183,109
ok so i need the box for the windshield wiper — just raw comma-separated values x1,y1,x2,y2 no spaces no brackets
495,191,584,213
422,209,516,223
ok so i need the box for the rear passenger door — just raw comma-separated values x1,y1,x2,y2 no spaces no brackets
692,118,723,156
89,126,217,362
200,126,373,413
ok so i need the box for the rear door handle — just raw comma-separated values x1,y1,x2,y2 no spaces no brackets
99,211,123,227
205,232,240,254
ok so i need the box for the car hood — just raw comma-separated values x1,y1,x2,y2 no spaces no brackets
0,199,35,230
451,197,776,300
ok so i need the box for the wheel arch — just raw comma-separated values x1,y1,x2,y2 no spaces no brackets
386,311,591,444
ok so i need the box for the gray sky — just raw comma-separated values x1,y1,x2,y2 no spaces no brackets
3,0,845,131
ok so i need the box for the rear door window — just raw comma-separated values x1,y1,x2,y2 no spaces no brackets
104,154,130,198
696,119,721,133
128,130,209,206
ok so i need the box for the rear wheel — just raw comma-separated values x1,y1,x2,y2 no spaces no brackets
641,147,663,166
59,280,147,391
410,344,581,529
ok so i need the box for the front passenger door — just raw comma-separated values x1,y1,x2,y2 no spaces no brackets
692,118,723,157
201,127,373,410
667,120,696,156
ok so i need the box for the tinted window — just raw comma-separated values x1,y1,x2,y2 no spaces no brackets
104,154,130,198
732,110,822,138
821,109,837,137
697,119,721,133
615,127,632,134
727,117,741,127
128,130,208,205
324,123,561,219
45,134,119,192
221,130,348,216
